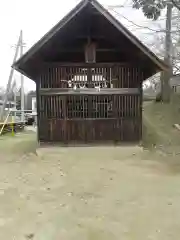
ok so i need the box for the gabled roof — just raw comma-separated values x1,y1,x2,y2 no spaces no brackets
13,0,168,78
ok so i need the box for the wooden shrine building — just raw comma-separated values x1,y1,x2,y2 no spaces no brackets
13,0,168,144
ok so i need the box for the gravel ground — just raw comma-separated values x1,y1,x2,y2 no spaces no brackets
0,132,180,239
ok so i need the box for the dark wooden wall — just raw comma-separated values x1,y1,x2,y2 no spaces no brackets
37,64,143,144
39,64,142,88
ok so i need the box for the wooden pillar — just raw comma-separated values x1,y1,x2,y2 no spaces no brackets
36,80,40,142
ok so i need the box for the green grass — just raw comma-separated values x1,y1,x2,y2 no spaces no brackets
0,131,37,156
142,94,180,153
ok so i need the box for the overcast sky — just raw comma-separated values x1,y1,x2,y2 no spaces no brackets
0,0,163,92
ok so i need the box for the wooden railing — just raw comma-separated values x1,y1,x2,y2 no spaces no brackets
39,94,141,120
40,64,143,89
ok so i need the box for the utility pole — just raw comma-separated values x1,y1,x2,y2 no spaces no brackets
161,2,173,103
0,33,21,120
20,30,25,122
13,79,17,121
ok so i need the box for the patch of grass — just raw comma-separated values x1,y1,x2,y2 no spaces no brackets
142,94,180,154
0,131,37,156
142,116,161,149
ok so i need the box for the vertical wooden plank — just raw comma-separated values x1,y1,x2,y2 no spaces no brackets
63,95,67,143
54,96,56,118
59,97,62,141
51,67,53,88
53,96,55,119
42,72,45,89
50,120,53,141
52,67,54,88
60,95,62,119
122,95,124,118
48,68,50,88
45,67,48,88
60,67,62,88
47,68,49,89
122,66,124,88
124,94,126,120
41,72,43,88
50,96,52,119
118,94,120,118
36,80,40,142
57,67,60,88
139,68,143,141
127,66,129,88
117,66,119,88
121,66,123,88
118,66,121,88
125,66,127,88
129,95,132,118
40,73,42,89
56,67,58,88
132,67,134,88
53,67,55,88
57,95,60,119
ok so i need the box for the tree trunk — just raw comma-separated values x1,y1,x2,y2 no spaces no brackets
161,3,173,103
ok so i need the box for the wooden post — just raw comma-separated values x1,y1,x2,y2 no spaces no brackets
11,116,15,136
36,81,40,142
13,80,17,122
20,30,25,122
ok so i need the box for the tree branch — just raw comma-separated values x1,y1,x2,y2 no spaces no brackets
171,0,180,11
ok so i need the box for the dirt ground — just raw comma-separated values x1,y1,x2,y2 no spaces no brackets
0,131,180,239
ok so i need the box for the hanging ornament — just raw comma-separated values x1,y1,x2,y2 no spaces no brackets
73,84,77,90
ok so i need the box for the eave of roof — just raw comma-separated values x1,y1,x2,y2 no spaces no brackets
12,0,169,75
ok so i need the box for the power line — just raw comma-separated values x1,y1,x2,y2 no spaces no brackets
110,9,165,32
108,5,179,22
109,8,180,34
106,3,180,38
107,5,133,9
127,26,179,33
106,7,180,56
128,26,179,35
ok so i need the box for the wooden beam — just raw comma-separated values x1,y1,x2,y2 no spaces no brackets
75,35,106,39
39,88,140,95
42,62,135,67
46,48,130,53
